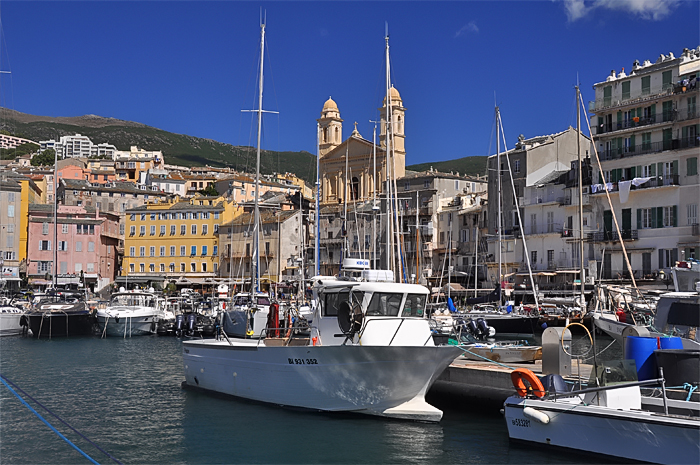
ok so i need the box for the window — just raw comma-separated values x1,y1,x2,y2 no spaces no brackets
141,214,146,221
180,263,185,272
688,204,698,225
160,225,166,235
423,180,430,188
640,208,652,229
530,213,537,234
150,225,156,236
120,223,125,235
663,206,676,227
149,246,155,257
130,225,135,236
214,212,219,220
202,245,208,256
170,246,176,256
513,159,520,174
191,246,197,256
149,264,155,272
129,246,135,257
169,263,175,272
160,263,165,273
213,245,218,256
62,224,68,234
39,240,51,251
202,263,207,272
140,225,146,236
642,132,651,150
214,224,219,233
366,293,402,316
622,81,630,100
42,222,49,235
38,261,52,273
202,224,208,235
57,241,67,251
160,246,166,257
439,231,445,244
140,246,145,257
180,246,186,256
547,212,554,233
190,262,196,272
140,263,145,273
641,76,651,95
662,70,672,90
181,225,186,235
191,224,197,235
150,213,156,221
170,225,176,235
531,250,537,265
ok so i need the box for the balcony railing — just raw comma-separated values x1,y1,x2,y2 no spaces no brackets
587,229,638,242
589,83,697,112
598,138,699,161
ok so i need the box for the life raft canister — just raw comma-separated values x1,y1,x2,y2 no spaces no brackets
510,368,545,398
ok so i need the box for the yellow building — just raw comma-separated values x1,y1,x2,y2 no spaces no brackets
122,196,231,286
7,173,42,262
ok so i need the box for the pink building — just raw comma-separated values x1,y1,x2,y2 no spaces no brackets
27,204,120,292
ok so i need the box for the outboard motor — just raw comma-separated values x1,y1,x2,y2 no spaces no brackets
186,313,197,336
175,314,185,337
466,319,479,337
476,318,491,339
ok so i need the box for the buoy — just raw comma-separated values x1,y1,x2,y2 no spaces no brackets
511,368,546,398
523,407,550,424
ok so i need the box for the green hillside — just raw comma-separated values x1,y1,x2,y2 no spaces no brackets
0,109,317,183
407,155,487,178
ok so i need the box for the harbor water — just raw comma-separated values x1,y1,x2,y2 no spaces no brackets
0,335,615,464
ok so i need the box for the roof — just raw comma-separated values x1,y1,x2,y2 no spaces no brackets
61,178,171,196
223,209,298,227
533,169,569,186
126,200,224,213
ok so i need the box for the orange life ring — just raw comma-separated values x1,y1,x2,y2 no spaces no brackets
510,368,545,398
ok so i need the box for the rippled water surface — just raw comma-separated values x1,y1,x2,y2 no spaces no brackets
0,335,606,464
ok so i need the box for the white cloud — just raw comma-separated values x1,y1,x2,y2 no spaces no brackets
454,21,479,38
561,0,680,22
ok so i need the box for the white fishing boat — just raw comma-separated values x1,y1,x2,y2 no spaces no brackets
184,277,461,421
503,367,700,464
96,288,163,337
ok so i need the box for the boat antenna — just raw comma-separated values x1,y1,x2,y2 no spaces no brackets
315,122,321,277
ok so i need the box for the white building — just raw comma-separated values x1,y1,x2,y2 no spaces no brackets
40,134,117,159
588,46,699,279
0,134,36,149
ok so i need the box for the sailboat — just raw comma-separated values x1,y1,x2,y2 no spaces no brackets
182,23,461,422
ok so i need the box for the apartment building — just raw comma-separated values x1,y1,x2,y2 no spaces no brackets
122,197,225,286
26,204,120,291
40,134,117,159
588,46,699,278
0,134,36,149
0,179,22,290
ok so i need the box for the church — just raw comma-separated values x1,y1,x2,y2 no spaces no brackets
318,86,406,205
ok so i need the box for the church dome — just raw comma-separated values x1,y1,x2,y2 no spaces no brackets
383,86,402,104
323,97,338,111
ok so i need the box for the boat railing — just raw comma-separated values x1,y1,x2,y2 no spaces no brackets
550,376,668,413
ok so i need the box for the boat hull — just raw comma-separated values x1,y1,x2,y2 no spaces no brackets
480,315,540,335
0,313,24,336
96,315,157,337
460,345,541,363
26,312,95,338
182,340,460,421
504,396,700,464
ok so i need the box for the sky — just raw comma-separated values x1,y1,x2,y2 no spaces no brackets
0,1,698,167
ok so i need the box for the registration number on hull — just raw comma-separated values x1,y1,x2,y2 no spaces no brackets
288,358,318,365
511,418,530,428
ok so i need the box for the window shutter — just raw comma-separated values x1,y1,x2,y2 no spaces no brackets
617,111,622,125
598,172,603,184
616,168,623,181
683,126,688,140
657,163,663,179
650,163,656,176
651,207,657,228
672,160,678,176
671,248,678,265
659,249,664,268
637,209,642,229
630,166,636,178
672,205,677,227
650,104,656,118
656,206,664,228
630,135,636,152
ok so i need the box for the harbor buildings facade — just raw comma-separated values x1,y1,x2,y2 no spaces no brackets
588,46,700,278
0,179,23,290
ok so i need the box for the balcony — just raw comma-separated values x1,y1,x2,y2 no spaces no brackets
587,229,638,242
591,175,680,194
598,138,698,161
588,83,696,112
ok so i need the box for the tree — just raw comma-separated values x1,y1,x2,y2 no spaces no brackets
199,184,219,196
31,149,56,166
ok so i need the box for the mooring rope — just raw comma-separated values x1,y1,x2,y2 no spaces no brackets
0,374,123,465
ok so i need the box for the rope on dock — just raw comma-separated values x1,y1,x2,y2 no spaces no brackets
0,373,123,465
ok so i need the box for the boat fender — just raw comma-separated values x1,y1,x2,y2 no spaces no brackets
523,407,550,424
511,368,545,398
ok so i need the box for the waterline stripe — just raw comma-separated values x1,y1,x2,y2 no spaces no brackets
1,374,102,465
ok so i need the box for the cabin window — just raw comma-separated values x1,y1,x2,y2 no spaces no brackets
366,293,403,316
403,294,426,317
323,291,349,317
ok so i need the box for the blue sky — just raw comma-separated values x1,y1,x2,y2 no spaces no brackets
1,1,698,167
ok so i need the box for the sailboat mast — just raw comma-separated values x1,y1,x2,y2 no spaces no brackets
315,122,321,277
496,107,503,294
253,21,266,293
384,25,393,275
372,124,377,270
576,85,585,308
53,148,58,289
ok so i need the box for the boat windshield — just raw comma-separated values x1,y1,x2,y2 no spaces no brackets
323,291,349,316
402,294,427,317
111,294,153,307
256,296,270,306
233,295,250,306
366,293,403,316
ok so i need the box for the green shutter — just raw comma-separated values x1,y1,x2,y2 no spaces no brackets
636,165,641,177
656,206,664,228
616,168,623,182
650,163,656,176
630,166,636,178
657,162,663,179
637,209,642,229
598,172,603,184
617,111,622,124
672,205,677,227
688,157,698,176
630,135,636,153
659,249,664,267
651,104,656,121
683,126,689,140
672,160,678,176
651,207,658,228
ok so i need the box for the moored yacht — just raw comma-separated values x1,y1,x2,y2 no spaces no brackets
25,289,94,338
96,288,163,337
